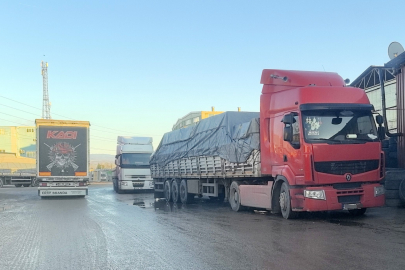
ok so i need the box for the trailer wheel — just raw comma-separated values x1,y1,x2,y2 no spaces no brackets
348,208,367,216
279,182,298,219
229,181,245,212
15,184,22,188
164,180,172,202
179,179,194,204
171,180,180,203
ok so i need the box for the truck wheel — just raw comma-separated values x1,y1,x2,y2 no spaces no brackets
171,180,180,203
164,180,172,202
15,184,22,188
179,179,194,204
113,180,118,192
116,185,124,194
348,208,367,216
279,182,298,219
229,181,245,212
23,184,30,187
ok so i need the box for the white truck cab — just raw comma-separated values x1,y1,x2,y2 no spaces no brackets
113,136,154,193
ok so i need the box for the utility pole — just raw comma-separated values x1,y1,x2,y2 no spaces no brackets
41,61,51,119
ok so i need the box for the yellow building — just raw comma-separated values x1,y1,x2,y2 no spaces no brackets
172,107,224,130
0,126,36,158
0,153,36,173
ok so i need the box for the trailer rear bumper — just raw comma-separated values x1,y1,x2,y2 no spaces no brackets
292,182,385,212
38,187,88,196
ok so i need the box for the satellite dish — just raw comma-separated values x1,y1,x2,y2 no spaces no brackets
388,42,404,60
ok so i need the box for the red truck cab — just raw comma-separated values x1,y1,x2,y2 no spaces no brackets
259,69,385,218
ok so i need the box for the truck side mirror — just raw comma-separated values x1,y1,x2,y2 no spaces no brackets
282,114,295,125
378,126,386,141
376,115,384,125
284,125,293,142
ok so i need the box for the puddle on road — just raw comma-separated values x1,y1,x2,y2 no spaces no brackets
132,198,156,208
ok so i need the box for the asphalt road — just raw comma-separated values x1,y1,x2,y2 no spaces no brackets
0,183,404,270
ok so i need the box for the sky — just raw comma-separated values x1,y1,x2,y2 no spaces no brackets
0,0,403,155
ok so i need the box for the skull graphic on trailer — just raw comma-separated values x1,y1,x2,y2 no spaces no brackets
49,142,77,169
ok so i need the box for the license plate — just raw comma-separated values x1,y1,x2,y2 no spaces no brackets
343,203,361,210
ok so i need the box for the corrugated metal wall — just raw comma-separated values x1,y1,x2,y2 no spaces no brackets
397,66,405,168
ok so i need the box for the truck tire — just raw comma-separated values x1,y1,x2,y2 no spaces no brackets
229,181,245,212
164,180,172,202
15,184,22,188
179,179,194,204
171,180,180,203
348,208,367,216
279,182,298,219
116,185,124,194
113,180,118,192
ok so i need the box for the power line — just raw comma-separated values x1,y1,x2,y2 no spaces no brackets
0,95,161,136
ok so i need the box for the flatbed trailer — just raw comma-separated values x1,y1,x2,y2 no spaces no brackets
151,69,386,219
0,173,37,187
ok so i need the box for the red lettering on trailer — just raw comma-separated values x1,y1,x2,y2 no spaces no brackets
46,131,77,139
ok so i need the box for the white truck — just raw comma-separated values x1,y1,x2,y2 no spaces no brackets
113,136,154,193
36,119,90,197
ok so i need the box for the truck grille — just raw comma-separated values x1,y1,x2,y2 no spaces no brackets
338,195,361,204
314,160,379,175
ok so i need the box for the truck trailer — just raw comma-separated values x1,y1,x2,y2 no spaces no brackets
36,119,90,197
150,69,386,219
113,136,154,193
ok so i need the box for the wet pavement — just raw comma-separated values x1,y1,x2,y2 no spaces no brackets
0,183,405,270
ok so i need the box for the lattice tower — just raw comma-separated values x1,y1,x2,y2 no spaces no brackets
41,61,51,119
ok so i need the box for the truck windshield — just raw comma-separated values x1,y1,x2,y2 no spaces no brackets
301,110,378,144
121,153,151,168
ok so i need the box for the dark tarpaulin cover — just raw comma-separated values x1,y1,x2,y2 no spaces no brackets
150,111,260,166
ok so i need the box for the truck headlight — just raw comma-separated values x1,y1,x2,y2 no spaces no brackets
304,190,326,200
121,181,128,186
374,186,385,197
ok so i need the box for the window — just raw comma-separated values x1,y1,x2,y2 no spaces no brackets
292,115,300,143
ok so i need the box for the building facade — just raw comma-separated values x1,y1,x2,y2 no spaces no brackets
172,108,224,130
0,126,36,158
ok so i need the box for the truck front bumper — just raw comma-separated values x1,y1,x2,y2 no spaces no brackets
120,180,154,190
38,187,88,196
291,182,385,212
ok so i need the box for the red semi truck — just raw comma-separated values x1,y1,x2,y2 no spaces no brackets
151,69,386,219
